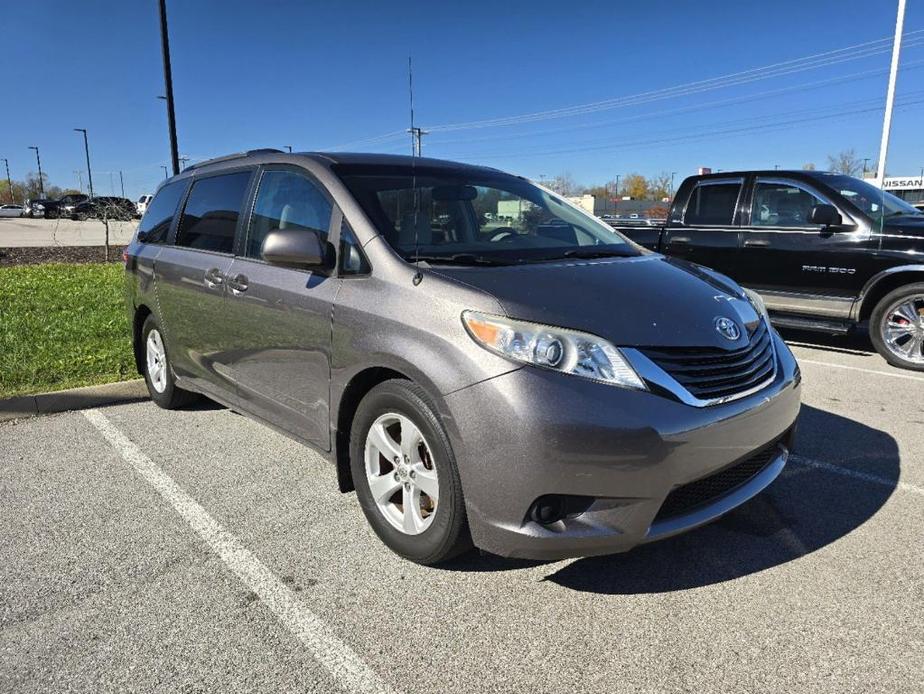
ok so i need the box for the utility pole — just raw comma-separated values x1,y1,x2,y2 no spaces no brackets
179,156,189,169
158,0,180,175
74,129,94,198
1,158,12,203
28,146,44,197
119,170,125,197
407,127,428,157
161,165,168,179
876,0,906,185
284,145,292,153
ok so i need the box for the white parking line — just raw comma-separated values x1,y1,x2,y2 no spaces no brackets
791,454,924,497
82,408,396,694
797,358,924,383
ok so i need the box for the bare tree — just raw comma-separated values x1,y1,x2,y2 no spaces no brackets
548,172,579,196
826,149,863,176
647,172,673,200
73,197,133,261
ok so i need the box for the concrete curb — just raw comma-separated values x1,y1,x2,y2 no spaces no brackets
0,379,148,423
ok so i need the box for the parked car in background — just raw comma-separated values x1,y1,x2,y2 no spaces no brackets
71,196,136,221
24,198,56,218
0,204,24,218
136,194,154,218
614,170,924,371
123,149,800,565
58,193,89,218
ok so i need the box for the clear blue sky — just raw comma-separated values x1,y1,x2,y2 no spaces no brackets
3,0,923,200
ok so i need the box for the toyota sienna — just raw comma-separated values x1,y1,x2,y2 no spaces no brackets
124,149,801,564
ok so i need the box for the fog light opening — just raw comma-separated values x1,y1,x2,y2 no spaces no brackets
528,495,595,526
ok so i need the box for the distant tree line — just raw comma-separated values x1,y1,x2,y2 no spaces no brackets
1,172,80,204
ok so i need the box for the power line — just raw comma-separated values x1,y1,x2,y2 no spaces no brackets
331,30,924,149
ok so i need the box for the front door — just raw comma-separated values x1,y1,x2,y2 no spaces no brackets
224,167,339,448
661,177,744,278
736,177,877,319
154,169,254,397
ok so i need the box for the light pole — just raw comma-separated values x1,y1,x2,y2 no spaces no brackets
119,171,125,198
670,171,677,199
28,146,44,197
284,145,292,153
179,156,189,169
161,165,168,179
615,174,621,197
1,158,12,203
158,0,180,175
862,157,871,177
74,128,94,198
876,0,906,185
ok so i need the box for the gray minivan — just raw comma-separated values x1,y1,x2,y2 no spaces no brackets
124,149,801,564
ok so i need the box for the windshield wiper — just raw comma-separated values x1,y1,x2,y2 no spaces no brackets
526,248,636,262
407,253,513,266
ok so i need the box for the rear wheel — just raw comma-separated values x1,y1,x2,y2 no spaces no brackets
141,315,198,408
870,283,924,371
350,380,472,564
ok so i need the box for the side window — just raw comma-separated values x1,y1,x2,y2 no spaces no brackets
683,182,742,226
175,171,251,254
750,181,823,228
245,170,332,259
339,220,370,275
137,181,186,243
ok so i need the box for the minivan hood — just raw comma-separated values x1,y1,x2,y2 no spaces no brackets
430,254,762,349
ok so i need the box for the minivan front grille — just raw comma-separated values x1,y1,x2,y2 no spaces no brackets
653,441,782,523
640,320,776,402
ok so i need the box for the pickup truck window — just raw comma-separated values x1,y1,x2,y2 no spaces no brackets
750,181,823,228
683,180,742,226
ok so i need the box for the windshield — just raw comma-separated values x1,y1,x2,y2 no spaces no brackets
335,164,640,265
818,174,922,223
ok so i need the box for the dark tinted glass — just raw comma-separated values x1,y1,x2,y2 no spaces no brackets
138,181,186,243
339,220,370,275
750,181,822,227
176,172,251,254
684,182,741,226
246,170,332,259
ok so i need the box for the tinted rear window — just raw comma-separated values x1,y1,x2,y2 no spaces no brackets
684,182,742,226
137,181,187,243
175,172,251,254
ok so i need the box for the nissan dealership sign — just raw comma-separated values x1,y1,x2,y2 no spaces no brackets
881,176,923,190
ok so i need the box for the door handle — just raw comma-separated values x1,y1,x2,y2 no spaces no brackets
227,273,249,294
204,267,224,288
669,236,691,245
743,239,770,247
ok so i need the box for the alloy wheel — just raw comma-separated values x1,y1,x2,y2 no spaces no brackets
364,412,439,535
146,329,168,393
881,294,924,364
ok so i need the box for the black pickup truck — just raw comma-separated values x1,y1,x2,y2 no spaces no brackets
614,170,924,371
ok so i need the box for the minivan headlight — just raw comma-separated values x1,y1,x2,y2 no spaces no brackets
462,310,646,390
743,288,769,321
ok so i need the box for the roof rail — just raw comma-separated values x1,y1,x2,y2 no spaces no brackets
183,148,285,172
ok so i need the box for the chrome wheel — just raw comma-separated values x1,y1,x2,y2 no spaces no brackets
364,412,439,535
146,329,168,393
881,294,924,365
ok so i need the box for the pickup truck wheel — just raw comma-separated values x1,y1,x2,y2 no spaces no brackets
350,379,472,565
870,283,924,371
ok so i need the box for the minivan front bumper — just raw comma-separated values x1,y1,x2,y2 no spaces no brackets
442,331,801,560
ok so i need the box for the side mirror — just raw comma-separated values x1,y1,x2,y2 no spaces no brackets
809,204,841,228
261,228,328,269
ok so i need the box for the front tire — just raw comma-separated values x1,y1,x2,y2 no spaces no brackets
141,315,198,408
350,380,472,565
870,283,924,371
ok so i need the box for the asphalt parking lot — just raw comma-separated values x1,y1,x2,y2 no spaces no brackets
2,332,922,693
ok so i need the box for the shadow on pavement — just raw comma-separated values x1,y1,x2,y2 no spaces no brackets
444,405,898,591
